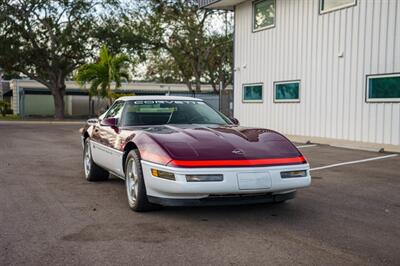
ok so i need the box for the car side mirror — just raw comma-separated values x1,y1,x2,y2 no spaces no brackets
100,117,120,133
101,117,118,127
230,117,239,125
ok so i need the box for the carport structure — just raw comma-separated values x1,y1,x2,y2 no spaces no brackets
16,87,93,117
9,80,229,117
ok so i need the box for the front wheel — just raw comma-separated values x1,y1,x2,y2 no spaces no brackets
83,139,109,181
125,150,155,212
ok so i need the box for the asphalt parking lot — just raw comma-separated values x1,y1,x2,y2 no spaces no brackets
0,123,399,266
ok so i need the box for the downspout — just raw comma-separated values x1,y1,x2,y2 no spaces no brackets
20,88,25,118
232,5,236,118
15,79,21,116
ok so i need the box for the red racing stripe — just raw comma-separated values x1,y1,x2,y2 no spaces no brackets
168,156,307,168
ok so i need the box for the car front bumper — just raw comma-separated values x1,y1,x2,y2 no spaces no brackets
147,191,297,206
141,160,311,204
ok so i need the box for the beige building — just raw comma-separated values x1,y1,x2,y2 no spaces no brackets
9,79,230,117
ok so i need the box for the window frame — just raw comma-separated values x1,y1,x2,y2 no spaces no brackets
103,100,126,126
120,100,233,126
273,80,301,103
252,0,276,33
319,0,357,14
365,73,400,103
242,83,264,103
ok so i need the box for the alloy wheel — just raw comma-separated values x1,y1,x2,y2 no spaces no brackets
84,143,91,177
126,158,139,204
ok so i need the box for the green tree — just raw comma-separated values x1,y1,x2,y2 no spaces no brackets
119,0,233,92
0,0,115,119
204,33,233,92
0,100,10,117
144,51,186,84
75,46,130,106
144,0,214,92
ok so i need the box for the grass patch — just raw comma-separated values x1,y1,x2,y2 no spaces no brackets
0,115,23,121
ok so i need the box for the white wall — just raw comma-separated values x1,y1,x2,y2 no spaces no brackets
234,0,400,146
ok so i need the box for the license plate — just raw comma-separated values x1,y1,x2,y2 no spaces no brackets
237,172,272,190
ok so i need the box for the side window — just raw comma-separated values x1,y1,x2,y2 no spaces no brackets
253,0,276,32
243,83,263,103
320,0,356,14
366,74,400,102
104,101,125,119
274,81,301,103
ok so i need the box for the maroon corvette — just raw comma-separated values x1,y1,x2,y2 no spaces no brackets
81,96,311,211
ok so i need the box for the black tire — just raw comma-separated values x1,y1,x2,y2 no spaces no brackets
125,149,155,212
83,139,109,181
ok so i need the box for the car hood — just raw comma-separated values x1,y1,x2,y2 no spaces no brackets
134,124,302,161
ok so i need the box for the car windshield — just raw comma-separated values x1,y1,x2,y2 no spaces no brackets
121,100,231,126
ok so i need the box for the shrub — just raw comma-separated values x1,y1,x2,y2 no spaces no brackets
0,101,11,117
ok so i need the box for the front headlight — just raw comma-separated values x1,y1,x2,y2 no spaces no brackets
280,170,307,179
186,174,223,182
151,169,175,181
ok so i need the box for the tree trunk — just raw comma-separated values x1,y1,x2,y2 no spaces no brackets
88,94,93,117
184,79,193,92
50,79,66,120
211,83,217,93
218,73,226,91
195,77,201,93
210,76,218,93
52,91,65,119
107,84,113,106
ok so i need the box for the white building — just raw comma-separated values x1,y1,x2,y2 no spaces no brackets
200,0,400,151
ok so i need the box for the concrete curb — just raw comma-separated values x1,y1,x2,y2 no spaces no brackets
286,134,400,153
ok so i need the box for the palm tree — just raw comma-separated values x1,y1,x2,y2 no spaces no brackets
75,46,130,114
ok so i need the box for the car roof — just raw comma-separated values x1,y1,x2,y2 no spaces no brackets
117,95,203,102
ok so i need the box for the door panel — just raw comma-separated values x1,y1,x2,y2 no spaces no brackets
90,139,124,176
90,101,125,176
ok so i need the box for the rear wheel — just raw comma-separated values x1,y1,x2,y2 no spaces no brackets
125,150,155,212
83,139,109,181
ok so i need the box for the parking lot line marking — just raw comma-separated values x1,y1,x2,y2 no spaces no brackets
297,144,318,148
310,154,398,171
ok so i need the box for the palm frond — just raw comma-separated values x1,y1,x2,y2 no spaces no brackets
76,46,131,98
